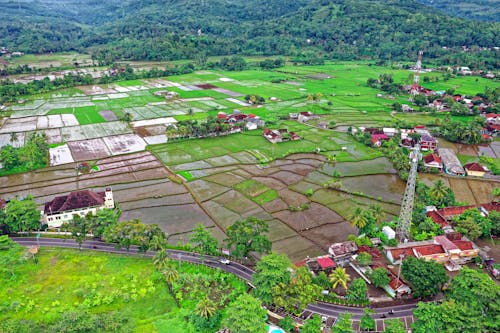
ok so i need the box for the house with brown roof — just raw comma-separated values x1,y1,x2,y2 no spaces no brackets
42,188,114,228
464,162,487,177
423,153,443,170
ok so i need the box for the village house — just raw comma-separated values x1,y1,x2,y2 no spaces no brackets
328,241,358,264
423,153,443,170
371,133,390,147
464,162,487,177
419,134,437,151
298,111,319,123
296,255,337,276
438,148,465,176
263,128,300,144
42,188,115,228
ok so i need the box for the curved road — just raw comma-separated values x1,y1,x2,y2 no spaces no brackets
13,237,417,327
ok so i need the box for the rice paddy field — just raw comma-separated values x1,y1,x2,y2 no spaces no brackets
1,60,499,261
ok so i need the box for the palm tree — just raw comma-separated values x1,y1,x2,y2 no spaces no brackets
369,204,385,224
195,297,217,319
150,235,167,251
153,248,170,270
350,207,368,229
430,180,448,206
329,267,350,291
163,264,180,307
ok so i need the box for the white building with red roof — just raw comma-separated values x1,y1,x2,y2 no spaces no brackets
42,188,114,227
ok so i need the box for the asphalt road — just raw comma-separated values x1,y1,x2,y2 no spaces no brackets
12,237,417,323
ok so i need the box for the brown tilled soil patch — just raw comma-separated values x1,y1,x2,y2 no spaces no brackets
253,176,287,191
240,164,281,177
286,153,326,162
262,198,289,213
272,236,323,262
279,163,316,176
273,203,344,231
204,172,246,187
213,189,260,214
196,83,217,89
270,170,304,185
277,188,309,207
301,223,357,250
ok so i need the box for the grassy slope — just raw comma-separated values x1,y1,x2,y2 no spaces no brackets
0,245,245,333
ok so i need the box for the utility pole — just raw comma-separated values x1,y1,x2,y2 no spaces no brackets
396,144,421,242
410,50,423,97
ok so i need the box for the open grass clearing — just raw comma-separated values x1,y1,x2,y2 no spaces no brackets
0,246,245,333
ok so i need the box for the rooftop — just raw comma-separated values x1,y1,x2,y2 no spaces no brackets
452,240,474,251
316,256,336,269
426,210,448,227
464,162,486,172
414,244,445,256
44,190,106,214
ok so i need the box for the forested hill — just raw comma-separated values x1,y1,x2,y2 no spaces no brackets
0,0,498,67
416,0,500,22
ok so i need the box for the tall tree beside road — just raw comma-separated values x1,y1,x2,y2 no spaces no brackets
402,257,447,298
360,308,375,331
222,294,267,333
3,196,40,233
301,314,321,333
331,313,353,333
252,253,291,304
163,264,180,308
66,215,89,250
272,266,321,315
190,224,219,256
225,217,271,259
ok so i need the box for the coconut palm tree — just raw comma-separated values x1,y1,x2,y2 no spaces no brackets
369,204,385,224
195,297,217,319
430,180,448,206
329,267,351,291
153,248,170,270
350,207,368,229
163,264,180,307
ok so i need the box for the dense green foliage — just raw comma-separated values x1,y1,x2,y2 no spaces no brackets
0,1,499,68
222,294,267,333
0,133,49,175
417,0,500,21
412,268,500,333
2,196,40,233
225,217,271,258
401,257,448,298
252,253,291,304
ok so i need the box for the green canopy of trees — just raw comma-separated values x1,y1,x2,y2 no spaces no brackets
401,257,447,298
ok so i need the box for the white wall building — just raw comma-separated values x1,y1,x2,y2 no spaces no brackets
42,188,114,228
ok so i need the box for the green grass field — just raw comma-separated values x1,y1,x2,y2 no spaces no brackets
48,106,106,125
0,244,245,333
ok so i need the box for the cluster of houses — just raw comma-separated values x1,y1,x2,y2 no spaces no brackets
482,113,500,139
353,125,492,177
217,110,265,131
295,239,415,298
289,111,320,123
263,128,301,143
0,47,23,58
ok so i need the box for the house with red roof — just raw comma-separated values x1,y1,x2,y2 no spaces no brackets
464,162,487,177
423,153,443,170
371,133,390,147
42,188,114,228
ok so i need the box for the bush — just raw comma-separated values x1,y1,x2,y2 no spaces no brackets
356,252,372,266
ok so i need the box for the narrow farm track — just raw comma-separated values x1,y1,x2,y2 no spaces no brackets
12,237,417,329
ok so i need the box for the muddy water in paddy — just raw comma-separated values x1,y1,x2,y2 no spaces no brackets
340,174,406,203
